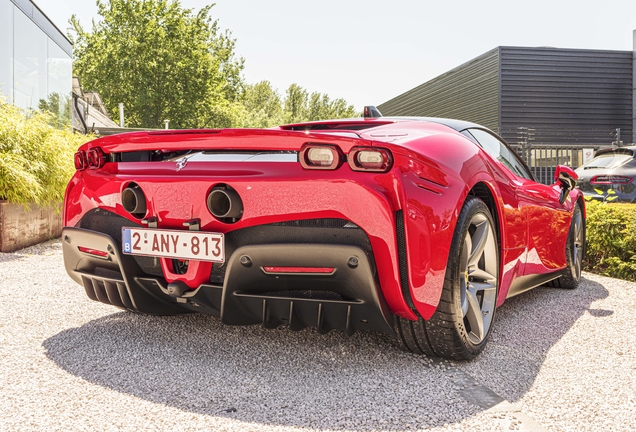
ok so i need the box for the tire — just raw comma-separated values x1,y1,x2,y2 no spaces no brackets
546,202,585,289
397,196,499,360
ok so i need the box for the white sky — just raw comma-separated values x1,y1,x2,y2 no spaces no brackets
35,0,636,110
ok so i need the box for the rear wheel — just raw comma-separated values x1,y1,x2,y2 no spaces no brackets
397,196,499,360
546,202,585,289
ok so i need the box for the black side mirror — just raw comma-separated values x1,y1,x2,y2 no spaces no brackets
554,165,578,204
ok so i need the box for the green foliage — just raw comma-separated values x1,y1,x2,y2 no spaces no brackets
70,0,245,129
240,81,358,128
584,200,636,281
0,99,93,206
38,92,72,129
285,84,358,123
588,188,618,202
241,81,284,128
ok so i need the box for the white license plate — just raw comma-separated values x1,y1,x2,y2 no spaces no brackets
122,228,224,262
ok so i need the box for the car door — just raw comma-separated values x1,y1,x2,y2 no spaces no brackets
465,129,571,282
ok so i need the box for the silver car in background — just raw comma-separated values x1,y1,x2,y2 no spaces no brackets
575,146,636,202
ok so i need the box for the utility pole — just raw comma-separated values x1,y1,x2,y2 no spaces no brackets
118,103,124,128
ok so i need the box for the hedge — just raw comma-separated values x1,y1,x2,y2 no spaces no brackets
584,200,636,281
0,99,93,206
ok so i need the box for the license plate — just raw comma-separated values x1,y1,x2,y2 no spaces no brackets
122,228,224,262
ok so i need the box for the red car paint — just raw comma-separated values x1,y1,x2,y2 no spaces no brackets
64,118,583,321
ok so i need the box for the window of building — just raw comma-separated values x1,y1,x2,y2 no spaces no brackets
0,0,13,100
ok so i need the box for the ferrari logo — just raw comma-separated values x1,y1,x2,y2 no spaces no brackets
176,157,189,172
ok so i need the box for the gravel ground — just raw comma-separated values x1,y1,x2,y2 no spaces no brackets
0,239,634,431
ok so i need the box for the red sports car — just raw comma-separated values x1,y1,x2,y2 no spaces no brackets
62,108,585,360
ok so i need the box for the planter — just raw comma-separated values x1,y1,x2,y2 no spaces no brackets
0,201,63,252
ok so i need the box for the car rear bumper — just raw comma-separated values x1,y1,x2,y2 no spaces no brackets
62,227,395,336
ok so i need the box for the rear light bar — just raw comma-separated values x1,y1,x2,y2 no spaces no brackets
299,144,343,170
262,266,335,274
590,175,633,185
348,147,393,172
78,246,109,258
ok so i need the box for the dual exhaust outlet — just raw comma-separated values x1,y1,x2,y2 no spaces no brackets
121,183,243,222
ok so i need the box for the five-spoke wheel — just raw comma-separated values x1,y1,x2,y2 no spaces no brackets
397,196,499,360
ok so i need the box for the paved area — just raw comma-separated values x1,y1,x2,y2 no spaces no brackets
1,239,634,431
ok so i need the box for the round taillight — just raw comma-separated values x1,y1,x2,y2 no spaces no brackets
299,144,343,170
74,151,87,171
87,147,106,169
348,147,393,172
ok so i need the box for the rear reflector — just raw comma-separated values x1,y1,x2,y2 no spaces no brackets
78,246,109,258
348,147,393,172
263,266,335,274
299,144,343,170
590,175,633,184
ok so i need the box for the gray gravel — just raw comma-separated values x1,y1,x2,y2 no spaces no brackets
1,239,634,431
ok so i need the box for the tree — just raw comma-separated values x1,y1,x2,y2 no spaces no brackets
70,0,244,129
283,83,308,124
241,81,284,128
282,84,357,123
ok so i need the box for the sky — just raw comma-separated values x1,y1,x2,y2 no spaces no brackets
35,0,636,110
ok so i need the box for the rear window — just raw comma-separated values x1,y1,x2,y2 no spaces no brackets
582,150,634,170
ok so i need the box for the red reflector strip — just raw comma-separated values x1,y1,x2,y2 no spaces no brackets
78,246,109,257
263,266,335,274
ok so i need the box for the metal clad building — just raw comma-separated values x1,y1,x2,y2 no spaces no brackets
379,46,634,147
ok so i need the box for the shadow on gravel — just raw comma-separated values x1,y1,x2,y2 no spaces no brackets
460,277,610,402
43,276,608,430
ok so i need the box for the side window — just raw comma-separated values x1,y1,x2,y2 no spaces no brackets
466,128,533,180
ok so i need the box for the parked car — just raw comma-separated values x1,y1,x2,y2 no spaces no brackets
575,146,636,202
62,109,585,360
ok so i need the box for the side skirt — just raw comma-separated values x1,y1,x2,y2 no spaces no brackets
506,272,561,299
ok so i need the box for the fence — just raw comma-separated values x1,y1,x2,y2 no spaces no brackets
509,144,597,185
504,126,627,185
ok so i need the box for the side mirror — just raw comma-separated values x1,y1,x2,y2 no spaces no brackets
554,165,578,204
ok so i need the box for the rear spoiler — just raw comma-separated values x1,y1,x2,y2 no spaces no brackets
81,128,375,154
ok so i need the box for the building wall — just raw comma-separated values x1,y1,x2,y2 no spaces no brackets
633,30,636,145
499,47,633,147
378,48,500,133
0,0,72,126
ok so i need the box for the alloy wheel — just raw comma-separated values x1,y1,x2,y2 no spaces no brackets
458,213,498,345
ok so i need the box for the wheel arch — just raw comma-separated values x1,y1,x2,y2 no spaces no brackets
466,182,502,252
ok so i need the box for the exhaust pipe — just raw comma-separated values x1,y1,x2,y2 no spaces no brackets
207,186,243,220
121,184,147,216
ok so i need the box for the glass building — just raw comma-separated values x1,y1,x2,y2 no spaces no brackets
0,0,72,126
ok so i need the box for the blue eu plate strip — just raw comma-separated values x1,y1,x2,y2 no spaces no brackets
122,228,132,253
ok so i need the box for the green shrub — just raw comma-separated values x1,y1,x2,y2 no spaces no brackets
0,99,93,206
584,200,636,281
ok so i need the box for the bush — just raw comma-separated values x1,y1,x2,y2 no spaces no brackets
0,99,93,206
584,200,636,281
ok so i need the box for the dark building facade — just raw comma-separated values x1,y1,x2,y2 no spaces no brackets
379,46,634,149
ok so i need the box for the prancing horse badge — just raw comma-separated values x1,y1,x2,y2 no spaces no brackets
176,157,189,172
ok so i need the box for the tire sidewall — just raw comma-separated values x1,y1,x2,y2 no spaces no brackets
446,197,499,356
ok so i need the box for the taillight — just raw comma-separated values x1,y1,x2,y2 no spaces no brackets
590,175,633,185
348,147,393,172
87,147,106,169
299,144,343,170
74,151,87,171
